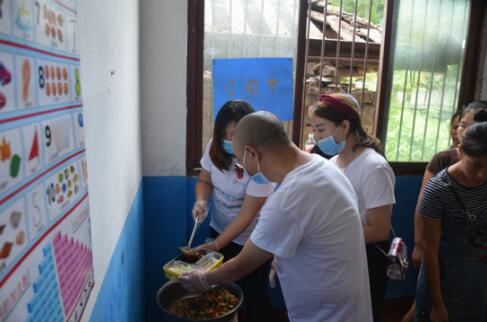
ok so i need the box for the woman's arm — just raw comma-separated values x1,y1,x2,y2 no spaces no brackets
195,169,213,201
422,216,448,322
411,169,434,267
204,194,267,250
191,170,214,221
363,204,393,243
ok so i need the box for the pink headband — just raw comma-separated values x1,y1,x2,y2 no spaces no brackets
318,94,360,123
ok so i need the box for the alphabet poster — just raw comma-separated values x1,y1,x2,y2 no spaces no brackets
0,1,94,322
212,57,294,120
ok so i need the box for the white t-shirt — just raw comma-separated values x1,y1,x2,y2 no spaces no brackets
201,140,275,245
330,148,395,224
251,155,372,322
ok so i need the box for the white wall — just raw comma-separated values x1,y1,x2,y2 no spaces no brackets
76,0,142,320
140,0,188,176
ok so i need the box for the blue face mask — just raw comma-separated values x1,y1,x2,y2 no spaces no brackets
223,140,234,155
317,127,345,156
242,149,271,184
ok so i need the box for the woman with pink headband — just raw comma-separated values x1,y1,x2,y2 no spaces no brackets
308,93,396,322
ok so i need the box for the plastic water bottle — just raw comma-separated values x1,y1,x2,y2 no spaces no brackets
304,133,315,153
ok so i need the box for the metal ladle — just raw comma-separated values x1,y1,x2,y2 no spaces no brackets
178,218,202,262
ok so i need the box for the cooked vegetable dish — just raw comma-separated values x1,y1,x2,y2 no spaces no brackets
169,287,239,320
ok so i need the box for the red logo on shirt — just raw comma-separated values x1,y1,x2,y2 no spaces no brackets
235,165,244,180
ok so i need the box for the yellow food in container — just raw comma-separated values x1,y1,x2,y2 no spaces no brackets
163,250,224,279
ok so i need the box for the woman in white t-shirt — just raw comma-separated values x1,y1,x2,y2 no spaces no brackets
192,100,275,322
308,93,396,322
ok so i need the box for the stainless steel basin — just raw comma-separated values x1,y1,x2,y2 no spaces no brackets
156,280,243,322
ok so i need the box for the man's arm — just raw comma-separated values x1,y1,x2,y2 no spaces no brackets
179,240,273,291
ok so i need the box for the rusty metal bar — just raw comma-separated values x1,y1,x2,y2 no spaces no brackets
292,0,310,146
335,0,344,92
318,0,329,94
349,0,359,93
301,0,312,112
361,0,373,111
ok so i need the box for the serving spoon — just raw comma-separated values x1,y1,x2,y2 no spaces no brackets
178,217,202,262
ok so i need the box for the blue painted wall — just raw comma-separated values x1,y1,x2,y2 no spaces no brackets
387,176,422,297
143,177,190,321
89,185,145,322
141,174,423,321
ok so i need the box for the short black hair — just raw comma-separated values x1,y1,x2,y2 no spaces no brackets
451,109,462,124
462,122,487,157
462,100,487,119
474,109,487,123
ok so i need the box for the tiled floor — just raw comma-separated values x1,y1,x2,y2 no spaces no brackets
238,297,414,322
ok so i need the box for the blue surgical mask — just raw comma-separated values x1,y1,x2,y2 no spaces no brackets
223,140,234,155
242,149,271,184
317,127,345,156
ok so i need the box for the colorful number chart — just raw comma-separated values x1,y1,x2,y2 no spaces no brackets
0,1,94,322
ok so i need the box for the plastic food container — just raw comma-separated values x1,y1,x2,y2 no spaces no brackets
163,250,224,279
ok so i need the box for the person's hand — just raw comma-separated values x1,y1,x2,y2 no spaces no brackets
430,304,448,322
411,243,424,269
192,200,208,222
197,239,220,252
268,257,278,288
178,270,211,293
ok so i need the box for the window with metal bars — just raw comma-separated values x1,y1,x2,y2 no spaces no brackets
383,0,470,162
200,0,300,157
297,0,471,163
298,0,385,147
186,0,482,174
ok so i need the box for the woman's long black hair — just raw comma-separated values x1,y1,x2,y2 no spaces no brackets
210,100,254,171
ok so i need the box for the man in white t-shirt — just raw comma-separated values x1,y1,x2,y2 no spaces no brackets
180,112,372,322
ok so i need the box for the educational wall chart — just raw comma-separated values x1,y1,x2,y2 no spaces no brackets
0,1,94,322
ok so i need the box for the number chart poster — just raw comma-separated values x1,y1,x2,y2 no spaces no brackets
0,1,94,322
212,57,294,121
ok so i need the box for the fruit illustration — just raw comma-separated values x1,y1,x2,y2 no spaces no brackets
0,63,12,86
0,137,11,161
74,68,81,96
22,59,31,102
0,91,6,108
10,154,21,177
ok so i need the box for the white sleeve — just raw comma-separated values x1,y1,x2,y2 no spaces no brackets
251,207,304,258
362,164,396,210
200,139,213,172
245,179,276,197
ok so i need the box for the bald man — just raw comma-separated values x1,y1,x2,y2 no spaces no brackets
180,111,372,322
